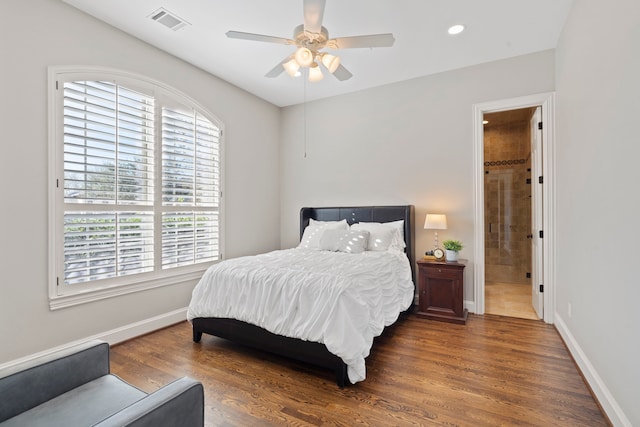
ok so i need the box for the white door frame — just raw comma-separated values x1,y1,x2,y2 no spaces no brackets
530,107,544,318
472,92,556,324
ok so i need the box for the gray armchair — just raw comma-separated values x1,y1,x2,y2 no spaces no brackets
0,340,204,426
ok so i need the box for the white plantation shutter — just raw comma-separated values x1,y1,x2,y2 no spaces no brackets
162,212,219,267
161,108,220,268
63,212,154,284
62,81,155,285
63,81,155,205
53,70,223,298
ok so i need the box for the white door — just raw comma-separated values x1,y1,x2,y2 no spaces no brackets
530,107,544,318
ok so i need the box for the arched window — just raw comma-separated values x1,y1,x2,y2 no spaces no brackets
48,67,223,308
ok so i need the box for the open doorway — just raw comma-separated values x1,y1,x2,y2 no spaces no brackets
483,107,538,320
472,93,556,324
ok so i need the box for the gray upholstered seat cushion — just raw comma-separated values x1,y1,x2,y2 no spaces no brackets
1,375,146,427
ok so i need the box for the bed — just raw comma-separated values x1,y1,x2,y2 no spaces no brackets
188,205,415,386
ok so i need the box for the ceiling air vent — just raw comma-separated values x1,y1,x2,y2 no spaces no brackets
149,8,190,31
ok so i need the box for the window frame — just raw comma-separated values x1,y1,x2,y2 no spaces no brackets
48,66,225,310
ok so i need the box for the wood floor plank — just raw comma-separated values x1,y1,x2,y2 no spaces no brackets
110,314,609,426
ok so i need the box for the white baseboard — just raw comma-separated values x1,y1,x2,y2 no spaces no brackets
465,300,475,313
0,308,188,372
95,307,188,345
554,313,631,427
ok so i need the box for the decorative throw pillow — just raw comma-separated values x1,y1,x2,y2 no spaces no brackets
350,221,405,252
320,229,370,253
298,219,348,249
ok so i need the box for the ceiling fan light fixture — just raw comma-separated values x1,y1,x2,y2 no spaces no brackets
294,47,314,67
283,58,301,77
308,63,324,82
226,0,395,83
321,53,340,73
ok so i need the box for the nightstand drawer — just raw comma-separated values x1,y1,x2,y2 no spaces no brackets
424,266,459,279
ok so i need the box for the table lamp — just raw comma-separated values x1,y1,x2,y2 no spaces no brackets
424,214,447,250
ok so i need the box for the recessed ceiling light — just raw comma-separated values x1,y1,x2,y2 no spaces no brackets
448,24,465,35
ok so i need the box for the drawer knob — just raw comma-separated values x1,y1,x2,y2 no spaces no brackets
438,269,442,273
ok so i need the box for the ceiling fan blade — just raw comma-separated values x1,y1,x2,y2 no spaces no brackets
328,33,395,49
303,0,326,34
226,30,293,45
332,64,353,81
265,56,292,78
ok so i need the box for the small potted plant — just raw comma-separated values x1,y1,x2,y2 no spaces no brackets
442,239,463,262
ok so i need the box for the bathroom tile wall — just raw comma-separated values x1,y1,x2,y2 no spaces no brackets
484,118,533,284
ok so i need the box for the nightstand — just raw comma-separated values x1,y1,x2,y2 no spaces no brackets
416,259,467,324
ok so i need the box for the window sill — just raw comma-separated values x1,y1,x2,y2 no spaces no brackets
49,266,211,310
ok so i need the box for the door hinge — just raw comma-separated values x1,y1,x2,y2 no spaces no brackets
538,121,543,130
538,176,543,184
539,230,544,238
526,272,531,278
539,284,544,293
526,178,531,184
56,277,59,286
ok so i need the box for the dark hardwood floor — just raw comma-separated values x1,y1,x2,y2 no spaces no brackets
110,314,609,426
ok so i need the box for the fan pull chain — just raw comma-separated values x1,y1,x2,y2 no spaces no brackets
303,75,307,158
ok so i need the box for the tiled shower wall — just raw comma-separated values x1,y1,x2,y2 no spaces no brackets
484,121,532,284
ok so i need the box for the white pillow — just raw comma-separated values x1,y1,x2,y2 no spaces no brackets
351,221,406,252
298,219,348,249
385,220,407,250
320,229,370,253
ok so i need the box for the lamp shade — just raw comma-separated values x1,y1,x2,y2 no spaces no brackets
294,47,314,67
321,53,340,73
424,214,447,230
308,63,324,82
283,58,301,77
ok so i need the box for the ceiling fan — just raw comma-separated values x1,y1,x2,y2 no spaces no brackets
226,0,395,82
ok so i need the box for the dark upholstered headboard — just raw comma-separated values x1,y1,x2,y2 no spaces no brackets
299,205,415,283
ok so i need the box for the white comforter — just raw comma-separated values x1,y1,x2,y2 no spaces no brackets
187,248,414,383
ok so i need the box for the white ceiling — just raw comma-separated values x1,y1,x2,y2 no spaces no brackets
61,0,573,107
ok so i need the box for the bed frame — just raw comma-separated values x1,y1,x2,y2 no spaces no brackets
192,205,415,387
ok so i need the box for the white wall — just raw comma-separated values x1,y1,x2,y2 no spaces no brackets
555,1,640,425
280,50,555,302
0,0,281,363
